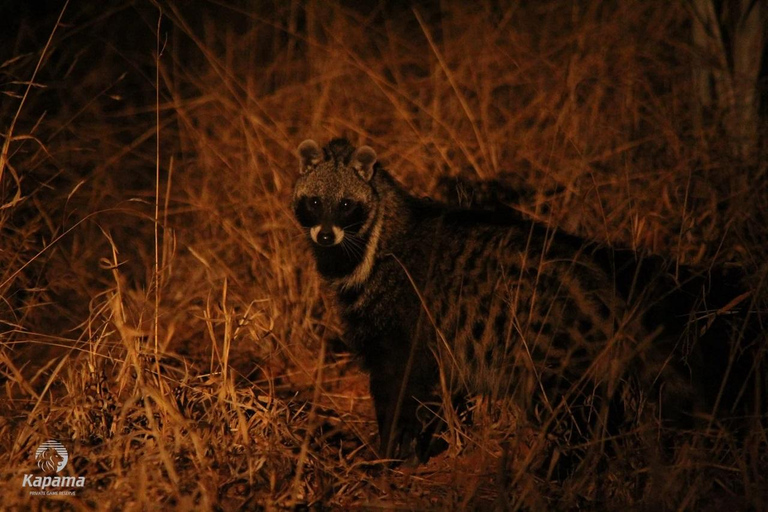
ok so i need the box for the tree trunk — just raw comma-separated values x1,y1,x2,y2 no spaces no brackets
691,0,765,159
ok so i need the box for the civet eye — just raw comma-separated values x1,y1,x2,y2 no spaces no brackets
339,199,352,210
309,197,321,208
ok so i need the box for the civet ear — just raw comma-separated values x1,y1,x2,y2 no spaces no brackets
350,146,377,182
298,139,322,174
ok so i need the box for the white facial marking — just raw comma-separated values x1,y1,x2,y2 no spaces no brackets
310,225,321,243
310,225,344,246
332,226,344,244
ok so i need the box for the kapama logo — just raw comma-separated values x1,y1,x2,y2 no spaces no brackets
23,439,85,493
35,440,68,474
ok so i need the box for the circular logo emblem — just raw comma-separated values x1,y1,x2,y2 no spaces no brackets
35,440,68,474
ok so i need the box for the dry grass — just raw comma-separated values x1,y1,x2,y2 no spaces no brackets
1,1,766,510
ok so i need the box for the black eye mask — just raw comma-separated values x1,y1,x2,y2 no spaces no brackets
294,197,321,227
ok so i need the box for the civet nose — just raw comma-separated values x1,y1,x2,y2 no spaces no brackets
317,230,335,246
